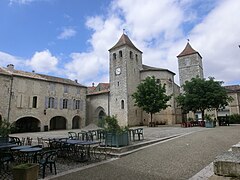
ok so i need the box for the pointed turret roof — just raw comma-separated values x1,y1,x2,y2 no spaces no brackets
177,42,202,58
109,33,142,52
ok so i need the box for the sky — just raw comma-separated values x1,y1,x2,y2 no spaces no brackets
0,0,239,86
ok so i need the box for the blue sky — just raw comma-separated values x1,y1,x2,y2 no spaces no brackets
0,0,239,86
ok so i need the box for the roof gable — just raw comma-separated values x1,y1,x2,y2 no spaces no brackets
177,42,202,58
109,33,142,52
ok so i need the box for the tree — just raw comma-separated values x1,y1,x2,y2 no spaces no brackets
132,76,171,126
176,77,232,121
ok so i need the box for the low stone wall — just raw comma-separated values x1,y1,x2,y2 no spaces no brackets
213,142,240,178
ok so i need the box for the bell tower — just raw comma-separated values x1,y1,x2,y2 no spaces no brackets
177,42,204,91
109,33,142,126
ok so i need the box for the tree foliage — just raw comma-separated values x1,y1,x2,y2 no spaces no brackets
132,76,171,124
176,77,233,120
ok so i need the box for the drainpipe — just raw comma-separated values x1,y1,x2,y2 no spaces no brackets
7,75,13,122
107,92,110,116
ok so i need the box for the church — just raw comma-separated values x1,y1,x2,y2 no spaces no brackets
0,33,239,132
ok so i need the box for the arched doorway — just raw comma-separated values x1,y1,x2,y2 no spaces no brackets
98,110,106,127
15,117,40,133
72,116,81,129
50,116,67,130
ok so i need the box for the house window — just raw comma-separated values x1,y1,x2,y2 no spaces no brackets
135,54,138,61
156,79,160,84
130,51,133,59
121,100,124,109
48,97,54,108
64,86,68,93
113,53,116,60
63,99,68,109
119,51,122,57
32,96,37,108
117,82,120,86
75,100,80,109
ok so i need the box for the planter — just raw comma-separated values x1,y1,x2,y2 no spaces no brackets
106,132,129,147
205,121,216,128
12,163,39,180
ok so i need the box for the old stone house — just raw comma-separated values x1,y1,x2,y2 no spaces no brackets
0,64,87,132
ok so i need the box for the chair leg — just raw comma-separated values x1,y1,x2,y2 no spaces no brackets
42,166,46,179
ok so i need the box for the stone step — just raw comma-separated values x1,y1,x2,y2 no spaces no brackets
214,152,240,177
232,143,240,153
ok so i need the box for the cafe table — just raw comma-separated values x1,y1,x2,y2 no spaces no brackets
20,147,42,163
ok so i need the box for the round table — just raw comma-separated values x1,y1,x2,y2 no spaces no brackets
11,145,32,150
20,147,42,163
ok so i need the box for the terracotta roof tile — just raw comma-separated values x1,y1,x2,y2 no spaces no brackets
0,66,86,87
177,42,202,58
109,33,142,52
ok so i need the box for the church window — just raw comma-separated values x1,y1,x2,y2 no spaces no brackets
130,51,133,59
117,82,119,86
32,96,37,108
121,100,124,109
119,51,122,57
63,99,68,109
113,53,116,60
135,54,138,61
48,97,55,108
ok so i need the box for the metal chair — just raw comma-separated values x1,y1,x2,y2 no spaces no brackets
68,132,77,140
38,150,57,178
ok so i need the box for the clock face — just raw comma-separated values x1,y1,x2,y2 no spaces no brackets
115,68,121,75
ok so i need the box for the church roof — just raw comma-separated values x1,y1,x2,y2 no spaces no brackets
87,83,110,95
109,33,142,53
141,64,175,75
177,42,202,58
0,66,86,87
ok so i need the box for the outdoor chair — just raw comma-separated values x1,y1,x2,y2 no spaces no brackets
26,137,32,145
0,151,14,178
38,150,57,178
94,132,112,160
68,132,78,140
9,136,22,145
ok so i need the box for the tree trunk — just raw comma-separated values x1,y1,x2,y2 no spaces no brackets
201,110,205,121
150,113,153,127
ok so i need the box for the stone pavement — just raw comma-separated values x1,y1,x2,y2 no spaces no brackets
10,125,240,179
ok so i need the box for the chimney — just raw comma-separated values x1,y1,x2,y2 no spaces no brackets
92,82,95,87
7,64,14,71
75,79,78,83
32,70,35,73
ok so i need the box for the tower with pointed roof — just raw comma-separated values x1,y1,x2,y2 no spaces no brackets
108,33,143,126
177,42,204,90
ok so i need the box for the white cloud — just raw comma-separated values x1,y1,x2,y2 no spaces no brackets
57,27,77,40
0,51,24,67
8,0,39,5
26,50,58,73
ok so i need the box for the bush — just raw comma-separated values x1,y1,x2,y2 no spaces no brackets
229,114,240,124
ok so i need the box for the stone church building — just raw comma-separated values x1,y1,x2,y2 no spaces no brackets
0,33,239,132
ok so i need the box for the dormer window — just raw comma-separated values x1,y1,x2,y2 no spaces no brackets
119,51,122,57
113,53,116,60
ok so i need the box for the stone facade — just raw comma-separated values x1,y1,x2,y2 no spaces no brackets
177,43,204,92
87,34,181,126
0,65,87,132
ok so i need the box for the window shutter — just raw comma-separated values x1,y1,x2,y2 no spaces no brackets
54,97,58,109
80,100,83,111
68,99,72,110
17,95,22,108
72,99,76,110
29,96,33,108
45,96,48,109
60,98,63,109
